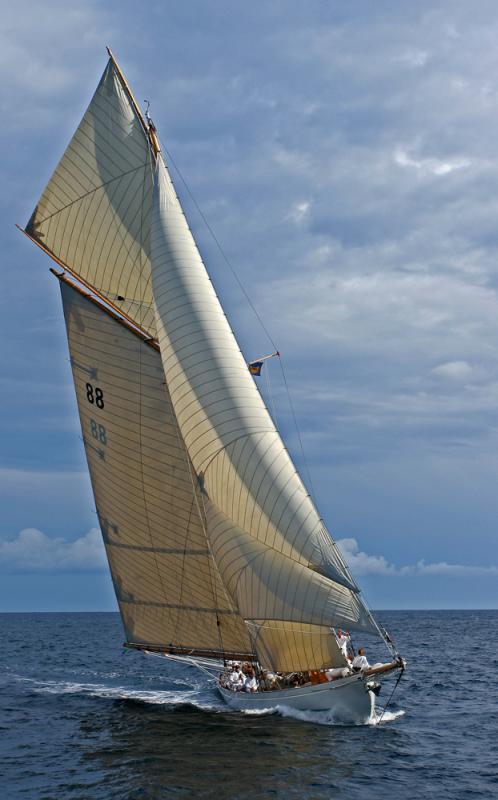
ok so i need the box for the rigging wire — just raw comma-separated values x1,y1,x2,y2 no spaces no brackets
160,142,317,501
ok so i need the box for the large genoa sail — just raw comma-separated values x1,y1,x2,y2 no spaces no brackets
149,155,379,661
26,57,157,336
59,275,253,659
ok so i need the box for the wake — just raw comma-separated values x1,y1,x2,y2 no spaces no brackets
16,675,224,712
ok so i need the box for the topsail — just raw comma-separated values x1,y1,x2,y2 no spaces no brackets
23,53,386,674
26,58,156,335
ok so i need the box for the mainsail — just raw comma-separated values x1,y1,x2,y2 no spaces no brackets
24,52,384,673
59,275,253,659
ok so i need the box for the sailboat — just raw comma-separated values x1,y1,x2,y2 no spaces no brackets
20,50,404,724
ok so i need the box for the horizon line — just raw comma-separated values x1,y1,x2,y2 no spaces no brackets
1,607,497,613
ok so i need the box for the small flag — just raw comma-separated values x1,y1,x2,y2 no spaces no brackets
247,351,280,376
248,360,264,376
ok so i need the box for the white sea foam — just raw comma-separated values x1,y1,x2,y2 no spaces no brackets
242,704,406,727
369,708,406,725
18,675,225,712
267,705,365,726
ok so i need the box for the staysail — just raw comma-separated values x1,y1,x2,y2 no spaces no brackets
59,275,253,658
205,501,372,671
26,57,157,336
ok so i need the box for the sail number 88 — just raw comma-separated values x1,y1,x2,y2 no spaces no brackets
90,419,107,444
86,383,104,409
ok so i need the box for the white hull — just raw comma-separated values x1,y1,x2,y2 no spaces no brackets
219,673,375,724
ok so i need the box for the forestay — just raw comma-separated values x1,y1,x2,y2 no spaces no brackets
27,58,156,336
59,277,253,657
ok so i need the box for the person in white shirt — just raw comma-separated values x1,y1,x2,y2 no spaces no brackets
352,648,370,672
243,666,258,692
335,628,351,660
228,664,244,691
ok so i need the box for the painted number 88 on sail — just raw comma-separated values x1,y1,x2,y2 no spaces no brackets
85,382,105,409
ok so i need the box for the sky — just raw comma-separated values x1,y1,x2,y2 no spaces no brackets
1,0,498,610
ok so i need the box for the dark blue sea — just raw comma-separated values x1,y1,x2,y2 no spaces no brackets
1,611,497,799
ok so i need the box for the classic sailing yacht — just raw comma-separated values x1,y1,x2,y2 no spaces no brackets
20,50,404,723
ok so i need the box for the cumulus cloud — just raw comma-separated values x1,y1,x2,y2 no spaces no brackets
337,538,498,577
336,538,396,576
0,529,107,572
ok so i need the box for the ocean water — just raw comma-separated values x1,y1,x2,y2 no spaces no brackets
1,610,497,799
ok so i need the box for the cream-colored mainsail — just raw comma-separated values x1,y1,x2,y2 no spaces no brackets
59,275,253,658
26,57,156,336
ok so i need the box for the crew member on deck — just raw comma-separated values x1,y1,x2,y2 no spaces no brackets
228,663,244,690
336,628,352,660
352,648,370,672
243,666,258,692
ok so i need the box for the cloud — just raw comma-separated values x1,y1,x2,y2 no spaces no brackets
288,200,311,224
0,528,107,572
405,560,498,576
430,360,474,381
337,538,498,577
337,538,396,576
394,147,472,177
